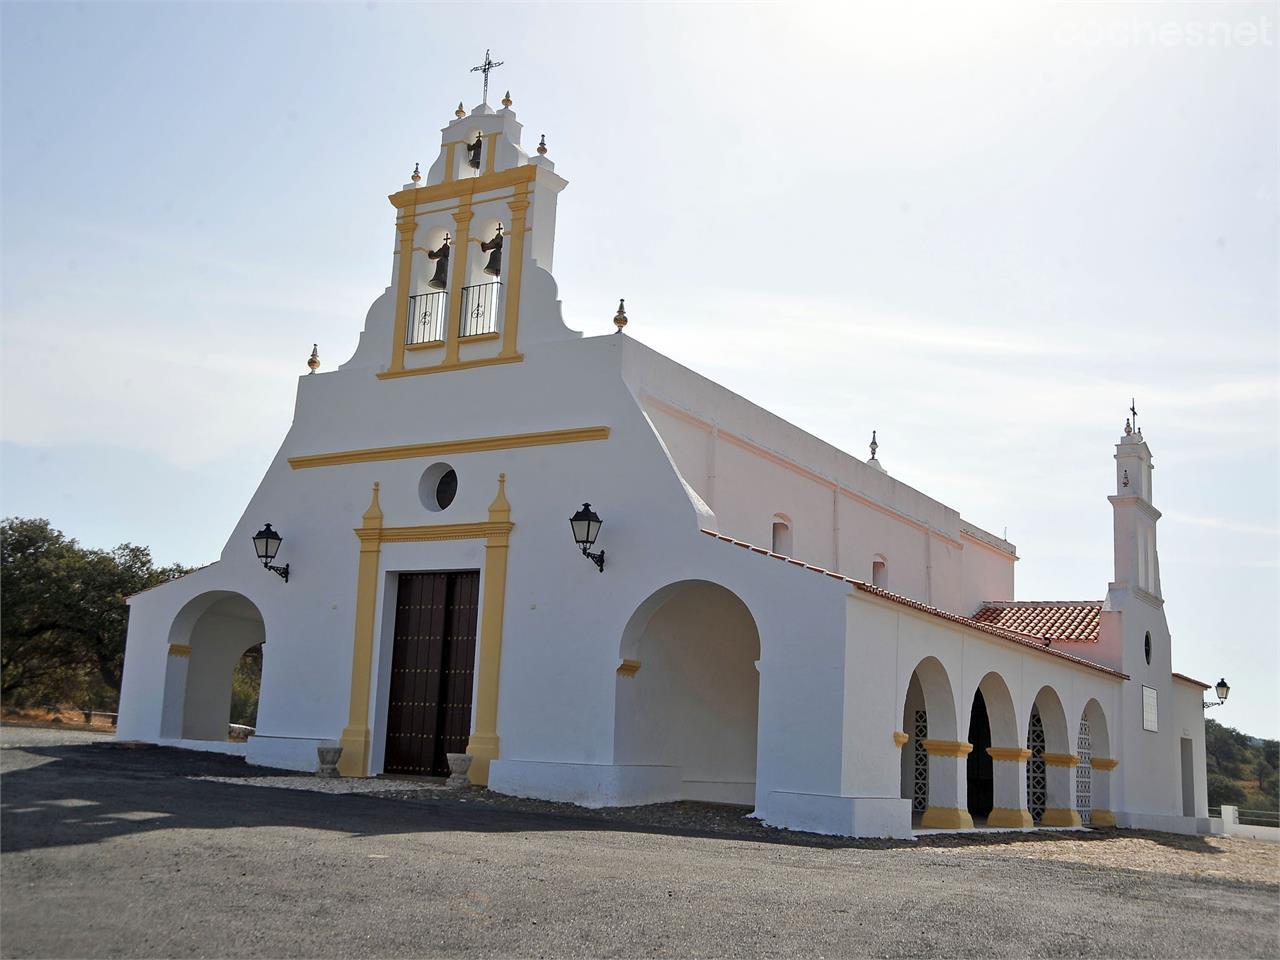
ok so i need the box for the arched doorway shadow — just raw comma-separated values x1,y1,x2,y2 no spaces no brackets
1027,685,1079,826
900,657,966,828
161,592,266,742
968,672,1030,828
1077,698,1113,826
613,580,761,806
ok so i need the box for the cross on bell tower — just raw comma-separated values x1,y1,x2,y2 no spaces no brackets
470,49,504,105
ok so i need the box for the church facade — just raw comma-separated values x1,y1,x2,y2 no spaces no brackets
116,94,1213,839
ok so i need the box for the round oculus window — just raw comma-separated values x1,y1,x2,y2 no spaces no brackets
418,462,458,512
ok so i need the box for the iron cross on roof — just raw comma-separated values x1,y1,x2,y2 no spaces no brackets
1130,397,1138,430
470,49,504,105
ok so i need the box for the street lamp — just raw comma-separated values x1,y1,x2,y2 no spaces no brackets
1204,678,1230,709
569,503,605,572
251,523,290,583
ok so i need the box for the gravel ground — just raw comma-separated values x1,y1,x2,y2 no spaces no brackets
189,745,1280,886
2,725,1277,959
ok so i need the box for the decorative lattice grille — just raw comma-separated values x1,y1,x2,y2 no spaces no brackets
1076,716,1092,825
1027,706,1046,821
912,709,929,813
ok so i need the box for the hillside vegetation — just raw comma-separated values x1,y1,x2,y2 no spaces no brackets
1206,718,1279,814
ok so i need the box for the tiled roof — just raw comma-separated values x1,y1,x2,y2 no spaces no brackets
1172,672,1211,690
971,601,1102,643
699,530,1127,680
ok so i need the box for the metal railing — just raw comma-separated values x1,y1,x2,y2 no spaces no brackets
406,291,447,345
460,281,502,338
1237,808,1280,827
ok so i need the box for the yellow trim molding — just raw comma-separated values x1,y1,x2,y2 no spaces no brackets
922,739,973,758
987,747,1032,763
921,807,974,829
389,164,537,210
1040,807,1083,827
336,475,515,782
1091,809,1117,827
167,644,192,658
288,426,610,471
617,659,641,678
388,216,417,374
986,807,1034,829
892,730,909,748
404,331,501,352
1043,752,1080,768
1090,756,1120,771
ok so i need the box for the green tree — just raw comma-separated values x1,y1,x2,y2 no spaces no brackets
1,517,191,708
1207,772,1246,808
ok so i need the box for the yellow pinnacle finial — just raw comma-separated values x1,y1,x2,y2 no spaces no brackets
501,90,512,108
362,482,384,525
455,102,466,118
536,133,547,156
410,162,421,183
307,344,320,373
487,473,511,522
613,299,628,333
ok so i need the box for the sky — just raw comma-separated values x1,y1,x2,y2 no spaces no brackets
2,1,1276,739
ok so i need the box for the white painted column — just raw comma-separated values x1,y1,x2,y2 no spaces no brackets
921,739,974,829
986,748,1033,828
1042,752,1082,826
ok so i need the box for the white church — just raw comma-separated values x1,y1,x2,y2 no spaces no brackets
117,84,1220,839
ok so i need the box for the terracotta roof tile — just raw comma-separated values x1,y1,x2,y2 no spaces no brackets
699,530,1126,680
972,601,1102,642
1172,672,1211,689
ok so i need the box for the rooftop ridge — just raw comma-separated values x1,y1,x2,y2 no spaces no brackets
699,530,1126,680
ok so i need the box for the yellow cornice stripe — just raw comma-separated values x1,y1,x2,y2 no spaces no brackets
357,521,513,544
168,644,192,658
1090,756,1120,771
892,730,909,748
922,739,973,758
987,747,1032,763
389,165,538,210
289,426,610,471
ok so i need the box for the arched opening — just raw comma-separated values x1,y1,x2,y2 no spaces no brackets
162,592,266,742
614,580,760,805
229,643,263,735
1027,685,1078,826
872,555,888,589
966,690,993,821
771,515,792,556
899,657,964,828
1079,698,1113,825
970,672,1028,828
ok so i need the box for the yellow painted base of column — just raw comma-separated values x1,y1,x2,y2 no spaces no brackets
1091,809,1117,827
986,807,1035,829
921,807,974,829
1040,807,1083,827
465,733,499,786
336,725,370,777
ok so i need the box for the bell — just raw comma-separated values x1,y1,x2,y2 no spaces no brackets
427,236,450,290
481,224,503,278
467,134,482,170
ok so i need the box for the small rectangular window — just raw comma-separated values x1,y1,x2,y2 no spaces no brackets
1142,685,1158,732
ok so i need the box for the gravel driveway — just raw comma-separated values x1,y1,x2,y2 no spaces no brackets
2,725,1277,959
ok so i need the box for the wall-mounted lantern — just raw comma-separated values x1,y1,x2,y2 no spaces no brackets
251,523,290,583
1204,678,1230,709
569,503,605,572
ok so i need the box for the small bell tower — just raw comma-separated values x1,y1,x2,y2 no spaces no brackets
1108,403,1161,600
370,58,572,381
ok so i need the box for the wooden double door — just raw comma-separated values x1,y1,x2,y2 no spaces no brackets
383,570,480,776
